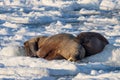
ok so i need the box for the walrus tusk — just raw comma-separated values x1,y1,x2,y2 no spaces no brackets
68,57,74,61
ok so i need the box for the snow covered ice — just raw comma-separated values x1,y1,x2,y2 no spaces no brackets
0,0,120,80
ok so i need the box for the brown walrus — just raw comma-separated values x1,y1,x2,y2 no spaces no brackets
24,33,85,61
36,33,85,61
76,32,109,57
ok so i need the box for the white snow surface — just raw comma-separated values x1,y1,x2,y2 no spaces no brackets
0,0,120,80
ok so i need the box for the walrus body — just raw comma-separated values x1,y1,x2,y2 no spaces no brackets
36,33,85,61
76,32,109,57
24,33,85,61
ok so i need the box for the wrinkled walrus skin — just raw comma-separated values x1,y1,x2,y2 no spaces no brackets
36,33,85,61
76,32,109,57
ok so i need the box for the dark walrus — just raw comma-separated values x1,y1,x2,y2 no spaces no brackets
76,32,109,57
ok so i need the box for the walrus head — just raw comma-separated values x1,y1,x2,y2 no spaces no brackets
24,36,48,57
